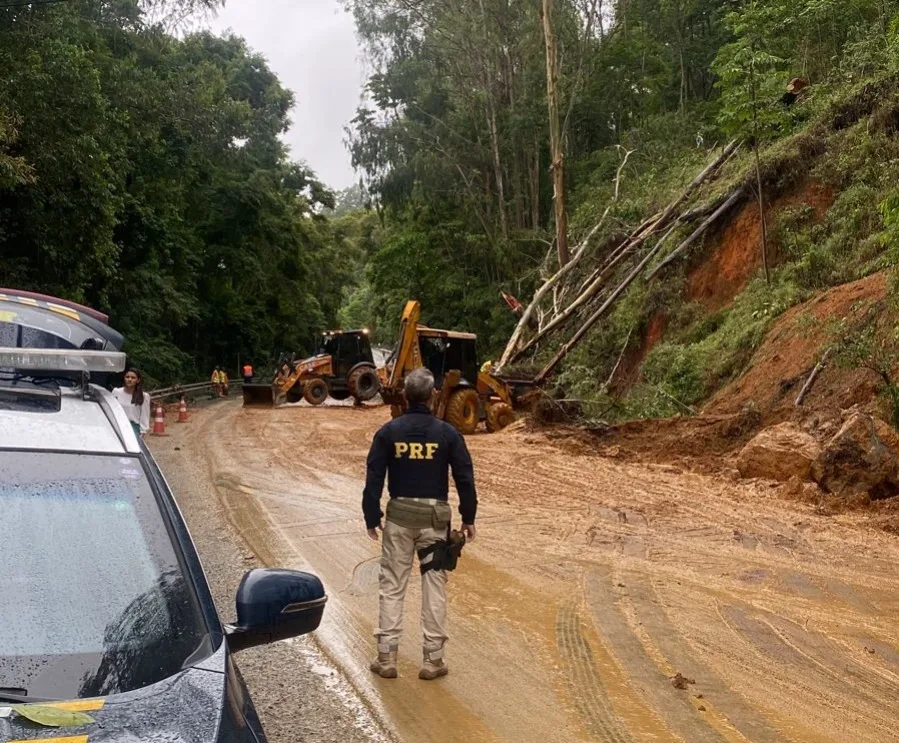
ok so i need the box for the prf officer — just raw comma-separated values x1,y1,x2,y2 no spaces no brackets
362,368,477,680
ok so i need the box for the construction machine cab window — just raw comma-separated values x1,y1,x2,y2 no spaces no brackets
419,335,478,388
318,331,374,378
419,336,447,384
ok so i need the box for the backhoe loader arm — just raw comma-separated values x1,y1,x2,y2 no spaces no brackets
387,300,423,390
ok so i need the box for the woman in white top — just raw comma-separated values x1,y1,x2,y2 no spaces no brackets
112,367,151,437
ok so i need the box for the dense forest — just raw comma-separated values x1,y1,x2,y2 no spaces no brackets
6,0,899,408
0,0,353,383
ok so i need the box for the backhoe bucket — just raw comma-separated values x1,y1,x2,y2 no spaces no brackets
242,384,277,407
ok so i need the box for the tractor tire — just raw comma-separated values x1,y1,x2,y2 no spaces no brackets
390,404,404,419
446,388,479,435
286,386,303,404
348,365,380,402
486,402,515,432
304,379,329,406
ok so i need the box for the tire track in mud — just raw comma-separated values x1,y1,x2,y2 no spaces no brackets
556,598,633,743
479,432,898,740
600,569,789,743
645,561,890,743
715,604,899,742
518,445,896,618
581,570,730,743
586,571,783,743
481,437,885,742
641,535,899,743
521,454,809,548
487,451,812,569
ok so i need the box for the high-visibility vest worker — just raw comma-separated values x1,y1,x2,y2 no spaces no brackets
242,364,254,381
211,368,223,397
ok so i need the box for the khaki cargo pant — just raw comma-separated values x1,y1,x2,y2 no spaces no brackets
375,498,449,660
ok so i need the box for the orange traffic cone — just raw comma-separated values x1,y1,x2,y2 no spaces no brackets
153,403,166,435
178,397,189,423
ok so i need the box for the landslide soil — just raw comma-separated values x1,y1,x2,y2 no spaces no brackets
688,180,835,312
153,400,899,743
709,272,889,418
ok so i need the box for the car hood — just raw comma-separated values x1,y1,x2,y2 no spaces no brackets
0,649,255,743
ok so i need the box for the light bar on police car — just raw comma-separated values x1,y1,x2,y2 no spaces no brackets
0,348,127,372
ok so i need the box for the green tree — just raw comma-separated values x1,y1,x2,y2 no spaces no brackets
0,1,348,384
713,1,788,283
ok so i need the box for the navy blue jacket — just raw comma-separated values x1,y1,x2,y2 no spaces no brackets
362,405,478,529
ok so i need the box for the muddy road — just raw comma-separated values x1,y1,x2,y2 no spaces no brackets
152,400,899,743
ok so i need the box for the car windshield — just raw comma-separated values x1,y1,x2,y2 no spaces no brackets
0,452,210,700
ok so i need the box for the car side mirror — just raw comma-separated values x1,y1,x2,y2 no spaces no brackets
225,569,327,653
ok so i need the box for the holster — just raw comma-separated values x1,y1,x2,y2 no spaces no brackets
418,528,466,574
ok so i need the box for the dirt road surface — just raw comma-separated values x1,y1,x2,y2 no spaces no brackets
152,400,899,743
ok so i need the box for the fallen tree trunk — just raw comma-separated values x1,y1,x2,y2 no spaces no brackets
604,323,635,390
512,216,670,363
534,223,679,384
795,349,832,406
677,191,733,223
496,216,606,370
576,143,742,295
502,151,639,366
651,384,697,415
572,212,662,298
511,141,741,366
645,186,745,281
642,139,739,230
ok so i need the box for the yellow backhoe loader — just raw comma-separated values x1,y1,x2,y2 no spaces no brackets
378,300,536,434
242,329,380,407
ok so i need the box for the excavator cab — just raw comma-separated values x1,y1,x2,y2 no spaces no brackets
419,333,479,389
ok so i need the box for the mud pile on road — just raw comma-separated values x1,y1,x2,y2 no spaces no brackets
529,390,899,529
527,404,763,475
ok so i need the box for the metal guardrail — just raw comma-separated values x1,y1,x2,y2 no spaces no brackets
150,380,245,403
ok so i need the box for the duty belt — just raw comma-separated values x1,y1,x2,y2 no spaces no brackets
386,498,451,530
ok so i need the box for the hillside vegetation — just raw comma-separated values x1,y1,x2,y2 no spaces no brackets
340,0,899,420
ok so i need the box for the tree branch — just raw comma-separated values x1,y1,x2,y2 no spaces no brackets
496,214,607,370
613,145,635,201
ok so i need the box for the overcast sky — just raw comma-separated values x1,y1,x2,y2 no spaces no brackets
206,1,364,191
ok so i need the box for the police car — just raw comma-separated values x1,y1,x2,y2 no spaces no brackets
0,292,327,742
